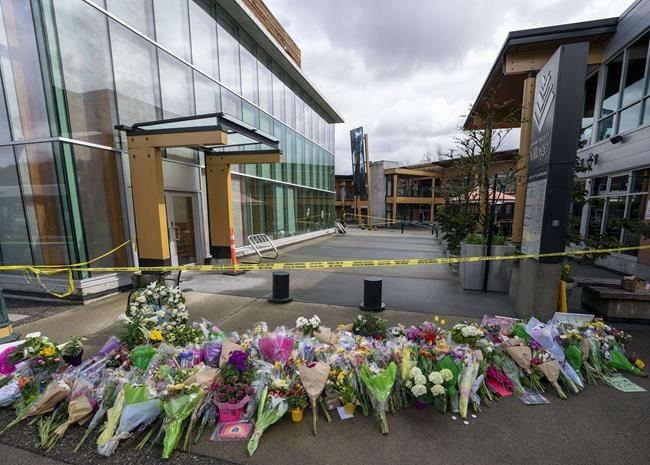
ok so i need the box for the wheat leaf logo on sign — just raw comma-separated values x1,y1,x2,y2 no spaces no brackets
533,70,555,132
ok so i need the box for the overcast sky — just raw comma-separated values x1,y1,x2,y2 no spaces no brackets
264,0,628,174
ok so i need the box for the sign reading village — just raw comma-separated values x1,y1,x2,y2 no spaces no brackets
521,42,588,260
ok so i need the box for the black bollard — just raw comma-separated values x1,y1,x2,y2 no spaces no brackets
0,289,19,343
360,278,385,311
268,271,292,304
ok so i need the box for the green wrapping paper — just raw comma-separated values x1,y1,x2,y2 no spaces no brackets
511,323,531,343
247,388,288,456
565,345,583,373
359,362,397,434
607,348,646,377
130,346,156,369
437,356,460,411
162,389,204,459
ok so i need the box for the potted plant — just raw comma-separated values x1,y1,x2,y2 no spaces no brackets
61,336,86,367
213,350,255,422
459,233,515,291
287,382,308,423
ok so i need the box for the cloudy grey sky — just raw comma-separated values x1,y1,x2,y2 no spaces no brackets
264,0,628,174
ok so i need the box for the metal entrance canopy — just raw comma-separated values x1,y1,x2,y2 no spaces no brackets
116,113,283,266
117,112,281,154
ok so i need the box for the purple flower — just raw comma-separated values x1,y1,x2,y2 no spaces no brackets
228,350,249,372
406,326,422,341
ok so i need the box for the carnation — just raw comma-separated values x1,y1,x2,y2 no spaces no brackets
413,374,426,386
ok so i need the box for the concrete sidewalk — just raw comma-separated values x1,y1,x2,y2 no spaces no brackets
5,290,650,465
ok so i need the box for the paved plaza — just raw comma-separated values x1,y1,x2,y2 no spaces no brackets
2,228,649,465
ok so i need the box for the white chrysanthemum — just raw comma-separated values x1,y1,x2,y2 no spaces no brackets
414,374,426,386
296,317,308,327
136,295,147,303
405,380,413,388
431,384,445,396
428,371,444,385
410,384,427,397
440,368,453,382
409,367,422,379
25,332,41,339
309,317,320,328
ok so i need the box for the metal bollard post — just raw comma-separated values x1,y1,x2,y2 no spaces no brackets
268,271,292,304
359,278,385,311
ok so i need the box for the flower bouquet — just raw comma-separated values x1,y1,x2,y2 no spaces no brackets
296,315,321,337
436,354,461,412
247,387,288,456
162,387,204,459
298,361,330,435
359,362,397,434
450,323,484,345
97,384,161,456
258,329,295,364
353,314,388,340
458,354,480,419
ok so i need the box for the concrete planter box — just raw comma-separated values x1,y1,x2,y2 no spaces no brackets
460,243,516,292
447,251,460,275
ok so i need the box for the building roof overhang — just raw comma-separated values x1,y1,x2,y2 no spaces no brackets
464,17,618,130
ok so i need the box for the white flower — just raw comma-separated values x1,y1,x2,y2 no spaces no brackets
296,317,308,327
414,374,426,386
409,367,422,379
405,380,413,388
25,332,41,339
431,384,445,396
440,368,453,382
410,384,427,397
137,295,147,303
309,317,320,328
145,289,153,296
461,326,479,337
428,371,444,385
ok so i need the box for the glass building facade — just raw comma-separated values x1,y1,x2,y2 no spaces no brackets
0,0,339,295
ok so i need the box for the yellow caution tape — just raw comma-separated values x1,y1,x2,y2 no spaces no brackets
2,241,648,298
12,240,132,298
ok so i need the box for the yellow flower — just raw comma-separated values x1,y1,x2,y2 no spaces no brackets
440,319,446,326
434,315,440,322
274,361,282,370
149,329,164,341
635,359,645,370
40,346,56,357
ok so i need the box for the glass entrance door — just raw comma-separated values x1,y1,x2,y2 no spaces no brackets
165,192,197,265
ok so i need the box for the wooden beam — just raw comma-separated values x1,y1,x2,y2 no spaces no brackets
504,44,604,75
128,147,170,265
205,157,233,259
512,77,536,245
128,130,228,149
207,153,282,165
384,168,435,177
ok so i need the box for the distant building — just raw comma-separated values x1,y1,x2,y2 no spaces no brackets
466,0,650,278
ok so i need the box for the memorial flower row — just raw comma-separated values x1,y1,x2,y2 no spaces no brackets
0,282,645,459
